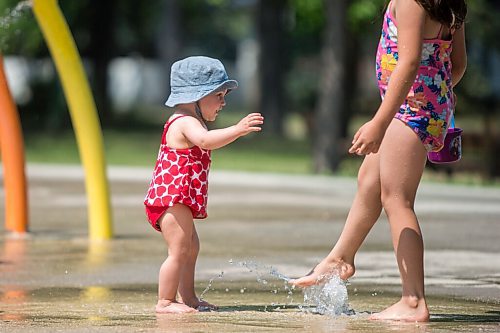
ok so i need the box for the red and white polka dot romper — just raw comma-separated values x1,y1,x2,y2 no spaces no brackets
144,115,211,231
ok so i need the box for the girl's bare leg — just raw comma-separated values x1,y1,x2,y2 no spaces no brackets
291,151,383,286
156,204,197,314
177,227,217,310
370,119,429,322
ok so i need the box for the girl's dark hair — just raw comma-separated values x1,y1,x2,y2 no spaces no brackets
415,0,467,30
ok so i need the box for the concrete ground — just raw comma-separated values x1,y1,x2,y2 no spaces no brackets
1,164,499,331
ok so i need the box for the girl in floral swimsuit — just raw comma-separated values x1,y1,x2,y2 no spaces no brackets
145,56,264,314
376,0,456,152
291,0,467,322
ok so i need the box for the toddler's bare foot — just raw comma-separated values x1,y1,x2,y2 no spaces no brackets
369,297,429,322
179,297,218,311
195,299,218,311
289,259,354,287
156,300,198,314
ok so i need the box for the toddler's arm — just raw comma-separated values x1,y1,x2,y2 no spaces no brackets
182,113,264,150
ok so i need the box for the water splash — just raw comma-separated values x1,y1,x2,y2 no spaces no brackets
237,260,291,283
302,274,354,316
199,260,352,316
234,260,296,307
199,271,224,300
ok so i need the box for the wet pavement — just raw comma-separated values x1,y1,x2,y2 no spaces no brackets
1,163,499,332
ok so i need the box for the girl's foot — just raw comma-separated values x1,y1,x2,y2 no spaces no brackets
289,258,355,287
156,300,198,314
369,297,429,322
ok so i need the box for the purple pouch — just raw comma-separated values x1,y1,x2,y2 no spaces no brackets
428,127,462,164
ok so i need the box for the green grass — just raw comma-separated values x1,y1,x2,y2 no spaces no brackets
212,134,312,173
23,129,314,174
20,114,500,186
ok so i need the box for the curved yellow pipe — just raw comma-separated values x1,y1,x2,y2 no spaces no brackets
32,0,113,240
0,56,28,234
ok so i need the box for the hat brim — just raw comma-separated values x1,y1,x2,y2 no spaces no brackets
165,79,238,107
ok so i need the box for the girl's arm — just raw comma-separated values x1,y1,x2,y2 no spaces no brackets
450,25,467,87
181,113,264,150
350,0,425,155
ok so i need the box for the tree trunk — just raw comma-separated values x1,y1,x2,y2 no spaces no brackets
257,0,288,135
313,0,347,173
341,31,359,139
156,0,182,101
89,0,114,126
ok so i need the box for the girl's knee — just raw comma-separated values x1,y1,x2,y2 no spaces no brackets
357,171,381,196
168,239,193,259
169,239,199,260
169,248,191,260
381,190,414,213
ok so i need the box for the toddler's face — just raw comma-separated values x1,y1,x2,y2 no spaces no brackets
199,89,228,121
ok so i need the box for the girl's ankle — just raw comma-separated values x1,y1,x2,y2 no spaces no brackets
402,295,426,308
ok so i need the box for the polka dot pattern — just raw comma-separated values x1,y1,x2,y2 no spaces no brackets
144,117,211,222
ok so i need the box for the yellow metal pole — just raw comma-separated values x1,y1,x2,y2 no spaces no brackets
32,0,113,240
0,56,28,234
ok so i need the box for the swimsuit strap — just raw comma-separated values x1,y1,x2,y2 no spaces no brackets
386,1,394,22
436,24,444,39
161,115,189,145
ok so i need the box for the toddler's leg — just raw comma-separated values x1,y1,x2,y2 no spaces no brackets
156,204,197,314
291,152,383,287
371,119,429,322
177,226,217,311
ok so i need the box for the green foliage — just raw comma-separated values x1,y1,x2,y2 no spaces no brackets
348,0,386,32
289,0,323,56
291,0,324,34
0,0,43,55
467,0,500,50
206,0,231,6
181,0,251,60
111,0,164,56
453,0,500,115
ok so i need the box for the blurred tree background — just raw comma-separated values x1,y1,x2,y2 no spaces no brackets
0,0,499,181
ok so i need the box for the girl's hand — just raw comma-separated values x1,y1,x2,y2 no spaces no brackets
236,113,264,136
349,120,386,155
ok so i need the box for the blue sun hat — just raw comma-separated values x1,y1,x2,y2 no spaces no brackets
165,56,239,107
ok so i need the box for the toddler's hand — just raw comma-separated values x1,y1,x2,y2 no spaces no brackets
236,113,264,136
349,120,385,155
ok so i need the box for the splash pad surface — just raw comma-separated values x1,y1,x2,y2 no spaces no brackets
1,165,499,332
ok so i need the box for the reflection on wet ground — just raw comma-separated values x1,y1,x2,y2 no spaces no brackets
1,283,499,332
1,166,499,332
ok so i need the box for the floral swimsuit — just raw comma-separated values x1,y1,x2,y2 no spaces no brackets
376,2,455,152
144,115,211,231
